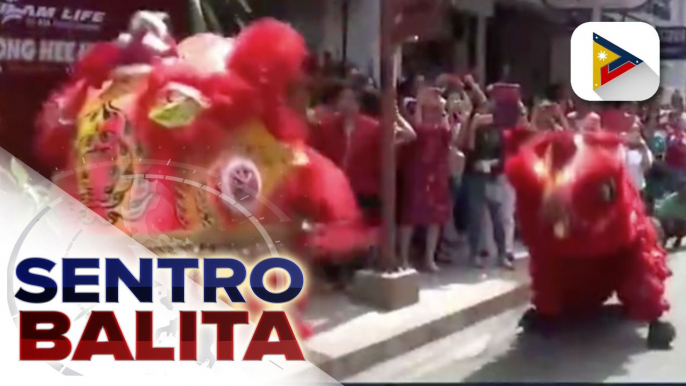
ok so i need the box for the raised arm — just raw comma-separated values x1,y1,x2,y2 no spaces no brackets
394,103,416,145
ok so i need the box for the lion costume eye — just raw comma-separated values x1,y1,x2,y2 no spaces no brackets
165,89,184,103
600,180,616,203
149,82,209,129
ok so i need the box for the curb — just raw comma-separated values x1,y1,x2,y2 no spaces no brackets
306,261,532,380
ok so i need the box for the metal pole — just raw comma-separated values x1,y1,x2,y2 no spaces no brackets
342,0,349,68
592,5,603,21
377,0,397,272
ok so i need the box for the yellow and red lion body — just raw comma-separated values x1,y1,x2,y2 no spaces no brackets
131,20,375,340
133,20,374,256
36,16,373,255
506,130,673,345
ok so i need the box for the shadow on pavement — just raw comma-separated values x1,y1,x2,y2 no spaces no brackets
462,305,650,382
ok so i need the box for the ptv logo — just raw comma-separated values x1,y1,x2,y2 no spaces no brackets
570,22,660,102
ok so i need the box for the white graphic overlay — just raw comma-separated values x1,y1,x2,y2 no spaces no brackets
0,147,340,386
571,22,660,101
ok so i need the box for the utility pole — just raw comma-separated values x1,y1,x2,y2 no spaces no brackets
349,0,419,311
378,0,398,273
342,0,350,68
592,5,603,21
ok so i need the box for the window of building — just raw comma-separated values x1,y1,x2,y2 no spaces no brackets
644,0,672,21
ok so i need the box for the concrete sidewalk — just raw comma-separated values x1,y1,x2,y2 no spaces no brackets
302,248,531,380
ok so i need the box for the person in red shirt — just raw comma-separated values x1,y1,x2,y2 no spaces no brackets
310,82,415,225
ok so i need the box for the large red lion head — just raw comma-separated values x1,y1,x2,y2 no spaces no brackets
134,18,308,167
506,131,646,258
132,19,370,255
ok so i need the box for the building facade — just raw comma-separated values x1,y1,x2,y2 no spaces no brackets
616,0,686,99
252,0,684,101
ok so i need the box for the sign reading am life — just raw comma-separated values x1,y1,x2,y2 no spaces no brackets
0,0,105,30
0,0,105,65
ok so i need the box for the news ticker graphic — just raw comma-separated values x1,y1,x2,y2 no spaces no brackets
0,146,340,385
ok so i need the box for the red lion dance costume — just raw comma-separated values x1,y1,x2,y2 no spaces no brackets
506,130,675,349
134,21,372,254
134,20,375,339
37,13,372,340
35,11,181,235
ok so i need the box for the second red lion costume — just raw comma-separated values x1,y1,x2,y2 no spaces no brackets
506,130,675,348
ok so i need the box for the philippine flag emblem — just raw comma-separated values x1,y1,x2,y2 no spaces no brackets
593,33,643,90
571,22,660,101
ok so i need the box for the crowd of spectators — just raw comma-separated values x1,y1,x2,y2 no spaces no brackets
287,52,686,282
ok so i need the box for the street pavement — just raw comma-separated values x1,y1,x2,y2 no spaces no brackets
346,249,686,383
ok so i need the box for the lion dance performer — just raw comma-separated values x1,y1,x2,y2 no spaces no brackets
35,11,181,235
134,20,374,251
130,19,375,339
506,130,675,349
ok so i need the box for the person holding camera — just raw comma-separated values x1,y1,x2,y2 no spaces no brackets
457,80,518,270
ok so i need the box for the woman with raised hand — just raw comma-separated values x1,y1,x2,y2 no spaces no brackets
398,87,453,272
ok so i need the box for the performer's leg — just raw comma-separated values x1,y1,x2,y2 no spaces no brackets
520,253,563,333
530,256,564,316
616,244,673,349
